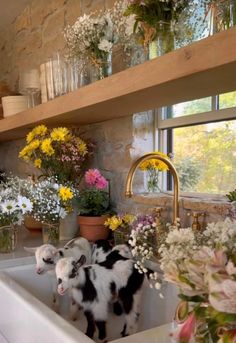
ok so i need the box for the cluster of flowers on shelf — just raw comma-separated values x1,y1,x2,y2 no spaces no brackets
63,0,234,79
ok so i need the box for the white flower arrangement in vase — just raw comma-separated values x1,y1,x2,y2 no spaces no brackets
64,0,135,80
0,176,33,253
26,178,79,245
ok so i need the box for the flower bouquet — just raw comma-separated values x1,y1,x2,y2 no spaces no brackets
64,1,134,80
124,0,193,57
128,214,165,289
19,125,91,185
0,176,33,253
77,169,111,241
27,178,79,245
105,213,136,245
139,151,169,193
159,218,236,342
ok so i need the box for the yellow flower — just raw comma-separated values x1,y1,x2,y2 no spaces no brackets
19,145,33,160
50,127,69,142
34,158,42,168
58,187,73,201
123,214,136,225
33,125,48,136
105,216,122,231
28,139,40,151
26,125,47,143
77,138,88,156
41,138,55,156
139,151,169,171
26,131,35,144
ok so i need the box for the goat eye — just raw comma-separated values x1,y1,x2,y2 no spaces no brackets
69,268,77,279
43,258,54,264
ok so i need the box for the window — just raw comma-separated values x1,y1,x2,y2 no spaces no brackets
156,91,236,195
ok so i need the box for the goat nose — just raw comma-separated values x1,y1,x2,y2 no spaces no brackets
37,268,42,274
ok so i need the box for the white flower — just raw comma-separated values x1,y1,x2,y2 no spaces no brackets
1,200,18,214
17,196,32,214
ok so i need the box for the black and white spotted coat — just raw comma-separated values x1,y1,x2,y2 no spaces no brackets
56,248,144,342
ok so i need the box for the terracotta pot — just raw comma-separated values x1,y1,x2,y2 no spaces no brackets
77,215,110,242
24,216,42,232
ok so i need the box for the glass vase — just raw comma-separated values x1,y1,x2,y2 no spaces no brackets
89,51,112,82
145,169,161,193
42,223,59,245
113,228,130,246
0,225,17,253
148,21,175,60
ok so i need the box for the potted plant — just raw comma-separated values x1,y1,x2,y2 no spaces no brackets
77,169,111,242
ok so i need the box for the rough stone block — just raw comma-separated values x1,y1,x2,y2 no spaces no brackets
65,0,81,25
42,10,65,43
31,0,67,28
14,5,31,34
81,0,105,15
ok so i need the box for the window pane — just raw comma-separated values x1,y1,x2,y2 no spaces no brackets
166,97,212,119
172,120,236,194
219,91,236,109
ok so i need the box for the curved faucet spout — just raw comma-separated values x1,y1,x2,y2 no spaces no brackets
125,153,180,224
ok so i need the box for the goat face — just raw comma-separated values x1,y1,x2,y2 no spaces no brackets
56,255,86,295
35,244,58,274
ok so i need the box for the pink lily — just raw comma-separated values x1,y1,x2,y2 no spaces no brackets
171,313,196,343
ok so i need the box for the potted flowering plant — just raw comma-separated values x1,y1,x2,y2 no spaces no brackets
27,178,79,245
159,218,236,342
77,169,111,242
104,213,136,245
19,124,91,185
0,176,33,253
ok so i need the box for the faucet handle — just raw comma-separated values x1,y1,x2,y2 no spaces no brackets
187,211,204,231
154,207,163,217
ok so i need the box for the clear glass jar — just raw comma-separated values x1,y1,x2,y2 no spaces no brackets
42,223,59,245
89,51,112,82
0,225,17,253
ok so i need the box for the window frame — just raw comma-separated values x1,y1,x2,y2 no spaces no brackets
155,94,236,197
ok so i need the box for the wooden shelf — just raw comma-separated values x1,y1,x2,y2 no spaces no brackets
1,27,236,142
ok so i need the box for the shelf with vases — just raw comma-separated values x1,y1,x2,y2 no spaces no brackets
1,26,236,142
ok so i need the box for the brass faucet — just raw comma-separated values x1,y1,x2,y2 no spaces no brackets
125,153,180,224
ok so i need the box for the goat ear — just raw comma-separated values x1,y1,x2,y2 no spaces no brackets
24,247,38,254
76,254,86,268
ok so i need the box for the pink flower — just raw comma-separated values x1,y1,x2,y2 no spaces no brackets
85,169,101,186
176,313,196,343
95,176,108,190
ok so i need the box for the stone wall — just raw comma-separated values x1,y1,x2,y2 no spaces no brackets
0,0,118,90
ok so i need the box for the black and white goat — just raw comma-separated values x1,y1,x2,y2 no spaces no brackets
25,237,92,318
55,250,144,342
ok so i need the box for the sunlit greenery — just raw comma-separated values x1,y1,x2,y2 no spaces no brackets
172,92,236,194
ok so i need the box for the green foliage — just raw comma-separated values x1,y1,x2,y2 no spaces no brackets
226,189,236,202
173,92,236,194
175,156,201,192
78,189,110,216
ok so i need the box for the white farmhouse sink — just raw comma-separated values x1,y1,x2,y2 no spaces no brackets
0,263,179,343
